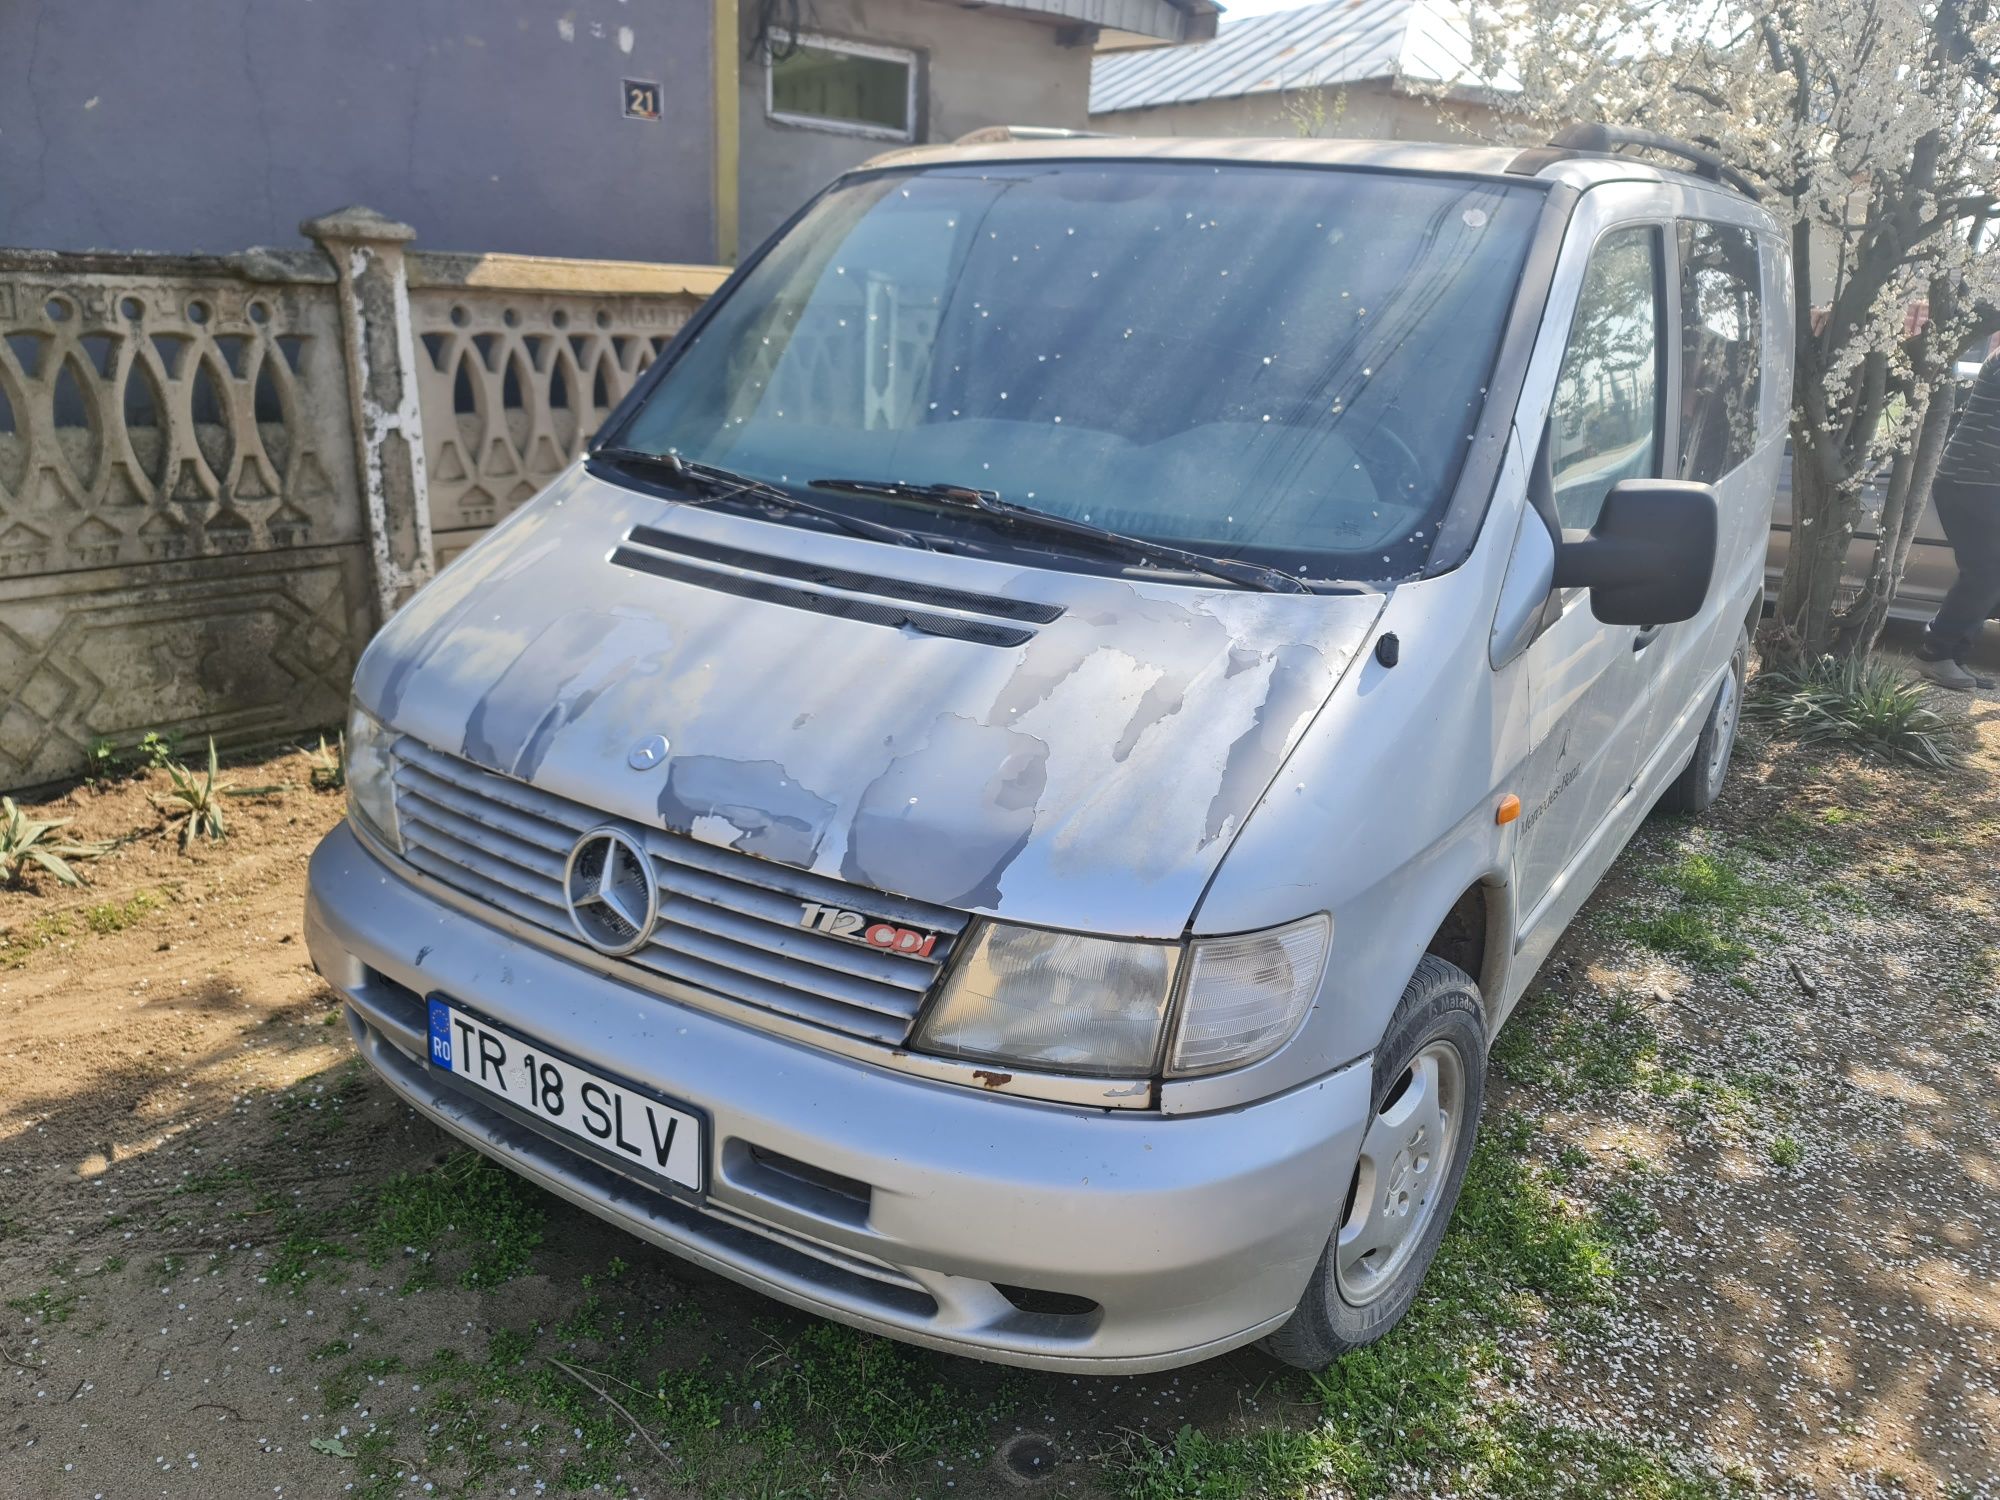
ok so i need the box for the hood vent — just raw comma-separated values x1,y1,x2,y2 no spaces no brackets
611,524,1062,648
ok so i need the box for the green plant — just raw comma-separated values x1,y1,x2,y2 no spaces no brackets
157,739,229,849
363,1151,546,1292
7,1284,81,1325
306,732,346,792
1769,1135,1803,1168
137,729,178,769
84,737,123,784
1747,656,1966,770
154,738,285,851
1,797,110,887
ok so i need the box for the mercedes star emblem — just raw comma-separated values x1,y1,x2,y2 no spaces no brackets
627,734,671,771
563,826,660,956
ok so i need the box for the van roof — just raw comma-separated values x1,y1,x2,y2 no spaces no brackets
857,133,1759,206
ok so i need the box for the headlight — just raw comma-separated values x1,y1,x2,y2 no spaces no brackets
1167,915,1330,1076
344,703,402,853
913,924,1179,1076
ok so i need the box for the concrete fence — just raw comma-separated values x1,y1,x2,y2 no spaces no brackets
0,209,723,791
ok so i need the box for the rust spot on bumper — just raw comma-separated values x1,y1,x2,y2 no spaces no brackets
972,1070,1014,1089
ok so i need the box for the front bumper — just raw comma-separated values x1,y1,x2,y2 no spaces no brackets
304,821,1371,1373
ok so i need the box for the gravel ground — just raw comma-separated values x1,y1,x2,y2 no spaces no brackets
1481,662,2000,1497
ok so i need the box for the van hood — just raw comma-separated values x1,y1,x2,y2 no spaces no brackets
355,469,1385,938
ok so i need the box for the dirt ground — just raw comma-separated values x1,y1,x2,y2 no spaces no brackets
2,648,1997,1500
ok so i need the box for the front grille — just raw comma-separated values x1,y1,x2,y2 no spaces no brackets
390,739,964,1045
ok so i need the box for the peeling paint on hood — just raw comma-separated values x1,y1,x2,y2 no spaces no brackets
354,469,1386,937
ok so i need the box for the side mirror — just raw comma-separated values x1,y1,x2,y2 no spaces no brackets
1552,480,1718,626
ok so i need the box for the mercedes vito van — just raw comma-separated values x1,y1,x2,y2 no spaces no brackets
306,128,1791,1372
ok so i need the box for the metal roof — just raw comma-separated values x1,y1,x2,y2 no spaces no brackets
984,0,1220,43
1089,0,1487,116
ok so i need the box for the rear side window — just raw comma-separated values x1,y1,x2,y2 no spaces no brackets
1677,221,1763,482
1549,226,1664,530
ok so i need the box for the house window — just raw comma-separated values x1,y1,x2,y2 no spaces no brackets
767,33,917,141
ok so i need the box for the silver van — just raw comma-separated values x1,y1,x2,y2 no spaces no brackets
306,129,1791,1373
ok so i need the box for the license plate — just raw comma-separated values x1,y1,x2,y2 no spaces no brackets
425,997,704,1195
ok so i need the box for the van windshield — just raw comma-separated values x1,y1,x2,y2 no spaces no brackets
612,161,1542,583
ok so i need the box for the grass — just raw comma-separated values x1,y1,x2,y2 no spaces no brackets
362,1151,547,1292
1113,1112,1734,1500
237,1150,550,1292
0,887,165,967
175,1163,253,1196
1111,955,1807,1500
267,1221,355,1288
7,1284,81,1325
1491,992,1658,1095
1625,908,1752,969
1621,849,1796,971
269,1061,370,1139
1737,808,1848,869
311,1302,1026,1499
270,1143,1028,1495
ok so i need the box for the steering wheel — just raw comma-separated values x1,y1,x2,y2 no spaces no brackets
1351,422,1428,512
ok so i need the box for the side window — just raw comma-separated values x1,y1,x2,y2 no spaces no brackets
1677,221,1763,482
1549,227,1664,530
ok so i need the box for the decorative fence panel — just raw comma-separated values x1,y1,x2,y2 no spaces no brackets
0,250,369,791
0,221,722,791
406,253,713,568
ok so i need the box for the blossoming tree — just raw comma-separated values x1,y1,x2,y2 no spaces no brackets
1456,0,2000,662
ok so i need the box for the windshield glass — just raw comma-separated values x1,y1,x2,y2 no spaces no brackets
612,161,1542,582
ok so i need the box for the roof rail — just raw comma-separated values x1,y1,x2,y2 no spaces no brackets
1511,124,1760,201
952,125,1113,146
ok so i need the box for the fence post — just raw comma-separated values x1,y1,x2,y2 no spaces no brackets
304,206,435,623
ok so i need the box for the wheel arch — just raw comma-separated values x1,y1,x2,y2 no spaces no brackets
1421,877,1513,1033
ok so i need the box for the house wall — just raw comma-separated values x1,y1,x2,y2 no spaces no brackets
0,0,716,263
1091,81,1497,144
737,0,1096,252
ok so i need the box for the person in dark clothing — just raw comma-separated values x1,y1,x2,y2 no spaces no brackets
1916,351,2000,690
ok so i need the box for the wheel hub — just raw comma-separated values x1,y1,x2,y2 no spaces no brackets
1707,660,1743,787
1335,1041,1463,1307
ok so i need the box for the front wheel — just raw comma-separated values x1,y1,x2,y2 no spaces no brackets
1260,956,1486,1370
1655,626,1749,816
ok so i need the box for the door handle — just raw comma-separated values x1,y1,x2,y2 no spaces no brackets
1632,624,1664,652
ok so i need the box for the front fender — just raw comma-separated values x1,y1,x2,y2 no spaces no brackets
1163,524,1528,1116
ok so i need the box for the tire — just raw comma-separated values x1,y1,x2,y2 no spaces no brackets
1259,956,1486,1370
1655,626,1749,816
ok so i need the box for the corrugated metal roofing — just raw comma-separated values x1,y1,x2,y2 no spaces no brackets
1089,0,1481,116
991,0,1219,43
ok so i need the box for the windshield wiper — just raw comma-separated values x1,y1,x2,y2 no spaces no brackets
808,478,1312,594
591,448,934,552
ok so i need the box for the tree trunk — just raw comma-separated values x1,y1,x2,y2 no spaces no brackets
1766,425,1865,666
1833,383,1956,659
